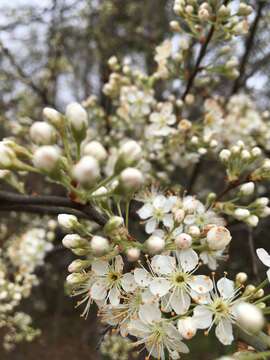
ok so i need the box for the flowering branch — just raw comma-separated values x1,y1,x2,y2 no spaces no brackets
231,0,266,94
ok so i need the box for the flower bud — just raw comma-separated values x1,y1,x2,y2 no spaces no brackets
254,289,264,299
33,145,61,172
146,235,165,254
66,102,88,142
43,107,63,128
119,168,144,191
126,247,141,262
66,273,86,286
234,208,250,220
30,122,56,145
246,215,259,227
175,233,192,249
62,234,88,248
115,140,142,171
68,259,91,273
243,284,256,296
90,235,110,256
188,225,200,237
83,141,107,162
235,272,248,284
234,302,264,334
255,197,269,207
0,143,16,168
238,3,253,16
177,317,197,340
251,147,262,157
72,156,100,186
104,216,124,235
241,149,251,160
206,226,232,250
58,214,79,231
262,159,270,171
240,182,255,196
92,186,108,196
219,149,231,162
173,209,185,223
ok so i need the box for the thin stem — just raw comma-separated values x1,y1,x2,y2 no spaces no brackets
125,200,130,229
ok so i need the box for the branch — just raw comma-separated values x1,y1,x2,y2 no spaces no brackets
0,191,107,226
231,0,266,94
181,0,230,101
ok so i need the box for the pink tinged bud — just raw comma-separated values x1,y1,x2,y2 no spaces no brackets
120,168,144,191
234,302,264,334
175,233,192,249
90,235,110,256
146,235,165,254
126,247,141,262
177,317,197,340
30,122,56,145
83,141,107,162
33,145,61,172
72,156,100,185
206,226,232,250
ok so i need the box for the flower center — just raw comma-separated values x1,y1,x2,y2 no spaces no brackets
172,271,187,287
108,271,120,283
212,298,229,317
154,208,164,220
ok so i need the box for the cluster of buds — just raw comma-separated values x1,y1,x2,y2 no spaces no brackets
173,1,251,40
219,142,262,182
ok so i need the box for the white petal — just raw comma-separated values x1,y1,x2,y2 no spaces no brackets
141,289,157,304
163,214,174,229
134,268,152,287
114,255,124,273
190,289,211,304
217,277,235,299
90,280,107,300
188,275,213,294
193,306,213,329
153,195,167,209
171,289,190,315
256,248,270,267
137,203,154,219
92,260,108,275
149,278,171,297
145,218,157,234
163,199,174,213
151,255,175,275
109,286,120,306
215,319,234,345
267,268,270,282
128,319,150,337
177,248,198,272
121,273,137,292
139,303,161,324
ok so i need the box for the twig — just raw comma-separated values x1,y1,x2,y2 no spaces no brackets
231,0,266,94
0,191,107,226
187,160,203,193
247,226,259,281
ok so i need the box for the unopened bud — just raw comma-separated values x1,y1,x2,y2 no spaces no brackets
126,247,141,262
83,141,107,162
33,145,61,172
72,156,100,186
240,182,255,196
175,233,192,249
30,122,56,145
146,235,165,254
206,226,232,250
58,214,79,231
43,107,63,128
234,302,264,334
66,102,88,142
90,235,110,256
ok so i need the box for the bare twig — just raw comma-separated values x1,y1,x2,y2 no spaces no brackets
231,0,266,94
247,226,259,280
0,191,107,226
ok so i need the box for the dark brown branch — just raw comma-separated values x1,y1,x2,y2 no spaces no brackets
0,191,107,226
231,0,266,94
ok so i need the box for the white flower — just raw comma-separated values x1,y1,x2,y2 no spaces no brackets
90,256,137,307
193,277,241,345
147,102,176,137
137,195,175,234
256,248,270,281
142,254,212,315
128,304,189,359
